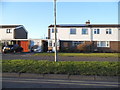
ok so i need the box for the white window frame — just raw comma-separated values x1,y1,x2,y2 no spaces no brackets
51,28,58,33
48,40,52,47
106,29,112,34
97,41,110,47
72,41,84,47
6,29,12,33
82,28,88,35
70,28,76,34
94,29,100,34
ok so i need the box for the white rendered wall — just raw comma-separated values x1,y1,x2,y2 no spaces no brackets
50,28,91,41
92,28,118,41
0,28,14,40
118,29,120,41
50,27,119,41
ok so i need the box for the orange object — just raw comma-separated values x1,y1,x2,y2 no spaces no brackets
20,41,29,52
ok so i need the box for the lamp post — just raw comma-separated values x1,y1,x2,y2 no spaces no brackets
54,0,57,62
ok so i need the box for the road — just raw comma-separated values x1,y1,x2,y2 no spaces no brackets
2,53,119,61
2,77,119,88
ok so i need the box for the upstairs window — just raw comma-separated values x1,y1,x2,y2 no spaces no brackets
106,29,112,34
52,28,58,33
94,29,100,34
6,29,12,33
70,28,76,34
82,28,88,35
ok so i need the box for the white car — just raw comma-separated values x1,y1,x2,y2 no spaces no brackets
31,45,42,52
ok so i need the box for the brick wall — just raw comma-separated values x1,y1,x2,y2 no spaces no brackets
59,41,120,53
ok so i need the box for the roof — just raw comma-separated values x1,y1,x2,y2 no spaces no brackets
0,25,22,28
0,25,28,33
49,24,120,28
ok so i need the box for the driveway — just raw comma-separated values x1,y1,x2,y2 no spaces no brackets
2,53,119,62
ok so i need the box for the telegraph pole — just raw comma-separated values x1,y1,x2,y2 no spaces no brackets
54,0,58,62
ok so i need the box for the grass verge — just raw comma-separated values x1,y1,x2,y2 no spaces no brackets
2,60,120,76
34,53,120,57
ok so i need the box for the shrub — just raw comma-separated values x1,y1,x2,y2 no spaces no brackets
2,60,120,76
77,42,93,52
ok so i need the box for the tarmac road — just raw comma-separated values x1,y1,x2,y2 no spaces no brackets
2,53,119,62
2,77,119,88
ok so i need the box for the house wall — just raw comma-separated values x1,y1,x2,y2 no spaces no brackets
92,28,118,41
0,28,14,40
50,28,91,41
118,29,120,41
59,41,120,53
14,27,28,39
49,27,119,41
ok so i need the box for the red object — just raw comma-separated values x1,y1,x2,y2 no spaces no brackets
20,41,29,52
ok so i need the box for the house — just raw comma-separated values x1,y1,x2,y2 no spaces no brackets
0,25,29,52
48,21,120,53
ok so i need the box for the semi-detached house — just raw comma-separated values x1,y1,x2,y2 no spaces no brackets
0,25,29,52
48,21,120,53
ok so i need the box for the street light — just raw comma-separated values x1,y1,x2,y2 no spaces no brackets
54,0,58,62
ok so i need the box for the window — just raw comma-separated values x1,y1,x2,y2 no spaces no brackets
72,41,84,47
6,29,11,33
70,28,76,34
49,41,52,47
106,29,112,34
52,28,57,33
52,28,54,33
82,28,88,35
94,29,100,34
97,41,110,47
63,42,68,47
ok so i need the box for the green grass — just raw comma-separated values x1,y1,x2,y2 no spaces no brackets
34,53,119,57
2,60,120,76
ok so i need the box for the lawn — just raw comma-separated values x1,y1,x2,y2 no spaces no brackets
34,53,119,57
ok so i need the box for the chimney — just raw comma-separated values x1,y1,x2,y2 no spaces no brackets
86,20,90,25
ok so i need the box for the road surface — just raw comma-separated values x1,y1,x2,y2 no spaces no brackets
2,53,119,61
2,77,119,88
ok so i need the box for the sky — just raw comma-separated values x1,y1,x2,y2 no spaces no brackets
0,1,118,39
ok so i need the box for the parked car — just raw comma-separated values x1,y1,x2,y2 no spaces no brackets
31,45,42,52
2,45,13,53
2,45,23,53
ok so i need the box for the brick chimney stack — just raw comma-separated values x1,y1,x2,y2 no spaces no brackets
86,20,90,25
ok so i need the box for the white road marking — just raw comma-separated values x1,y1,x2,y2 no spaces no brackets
2,78,119,87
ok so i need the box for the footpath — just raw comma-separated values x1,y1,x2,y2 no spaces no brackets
2,73,119,82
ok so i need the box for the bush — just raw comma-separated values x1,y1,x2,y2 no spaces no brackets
2,60,120,76
77,42,93,52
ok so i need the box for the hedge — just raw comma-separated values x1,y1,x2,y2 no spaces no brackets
2,60,120,76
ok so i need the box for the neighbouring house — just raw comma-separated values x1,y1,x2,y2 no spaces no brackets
0,25,29,52
48,21,120,53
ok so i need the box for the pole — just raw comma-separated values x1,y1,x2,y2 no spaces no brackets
54,0,57,62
